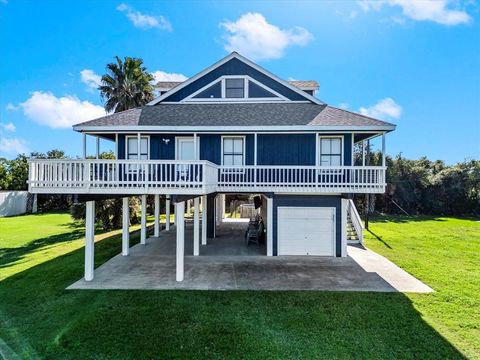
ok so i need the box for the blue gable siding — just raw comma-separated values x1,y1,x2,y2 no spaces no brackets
162,58,309,102
343,133,352,166
257,134,316,166
272,195,342,257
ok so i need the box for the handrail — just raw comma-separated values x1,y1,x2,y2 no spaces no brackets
347,199,363,244
28,159,386,195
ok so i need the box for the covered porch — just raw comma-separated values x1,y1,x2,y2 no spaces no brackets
68,222,432,292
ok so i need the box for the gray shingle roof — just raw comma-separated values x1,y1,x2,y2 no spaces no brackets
74,103,395,129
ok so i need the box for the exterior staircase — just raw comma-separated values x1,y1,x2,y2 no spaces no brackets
346,214,361,244
346,199,363,245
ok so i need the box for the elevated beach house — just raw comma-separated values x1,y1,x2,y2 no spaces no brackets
28,52,395,282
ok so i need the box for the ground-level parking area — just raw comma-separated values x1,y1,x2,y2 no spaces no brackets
69,220,432,292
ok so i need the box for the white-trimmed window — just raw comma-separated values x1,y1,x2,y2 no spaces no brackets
126,136,149,160
319,137,342,166
225,78,245,98
222,136,245,166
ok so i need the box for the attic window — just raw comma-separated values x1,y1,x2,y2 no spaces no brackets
225,78,245,98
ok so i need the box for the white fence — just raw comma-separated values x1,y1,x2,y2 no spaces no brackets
0,191,29,217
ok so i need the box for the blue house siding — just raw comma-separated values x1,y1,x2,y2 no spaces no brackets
117,132,353,167
272,195,342,257
199,134,254,165
117,134,175,160
162,58,309,102
257,134,316,165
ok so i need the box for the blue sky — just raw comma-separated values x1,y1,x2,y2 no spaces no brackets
1,0,479,163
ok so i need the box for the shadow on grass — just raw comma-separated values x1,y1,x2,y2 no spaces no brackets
367,230,393,249
0,230,467,359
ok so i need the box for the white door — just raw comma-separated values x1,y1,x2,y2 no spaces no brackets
176,137,196,160
277,207,335,256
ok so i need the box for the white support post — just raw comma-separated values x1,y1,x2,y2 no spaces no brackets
32,193,38,213
96,136,100,159
193,197,200,256
267,197,273,256
122,197,130,256
187,199,191,216
166,195,171,231
382,133,386,167
154,194,160,237
115,133,119,159
254,133,257,187
176,201,185,282
201,195,207,245
85,201,95,281
83,133,87,159
362,140,366,166
141,194,147,245
137,133,141,161
341,199,348,257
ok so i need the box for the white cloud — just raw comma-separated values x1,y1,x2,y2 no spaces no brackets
6,103,19,111
220,13,314,61
0,138,29,155
117,3,172,31
358,0,471,26
20,91,105,129
80,69,102,90
0,122,16,132
151,70,188,83
359,98,402,119
338,103,350,110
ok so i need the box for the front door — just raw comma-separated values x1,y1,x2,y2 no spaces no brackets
176,137,196,161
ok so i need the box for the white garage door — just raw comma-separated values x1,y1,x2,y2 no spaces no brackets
278,207,335,256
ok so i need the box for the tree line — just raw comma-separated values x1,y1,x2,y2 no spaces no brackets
1,149,478,218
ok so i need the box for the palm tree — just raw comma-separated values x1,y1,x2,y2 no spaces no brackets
99,56,154,113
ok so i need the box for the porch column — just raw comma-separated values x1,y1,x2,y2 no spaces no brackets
137,133,141,160
96,136,100,159
362,140,366,166
382,133,386,167
201,195,207,245
140,194,147,245
122,197,130,256
166,195,171,231
115,133,119,158
266,196,273,256
84,201,95,281
154,194,160,237
193,197,200,256
82,133,87,159
176,201,185,282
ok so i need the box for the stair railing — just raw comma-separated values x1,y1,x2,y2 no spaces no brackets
347,199,364,244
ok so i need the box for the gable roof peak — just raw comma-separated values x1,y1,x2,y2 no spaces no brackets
148,52,324,105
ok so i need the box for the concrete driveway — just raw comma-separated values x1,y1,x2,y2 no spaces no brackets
68,222,432,293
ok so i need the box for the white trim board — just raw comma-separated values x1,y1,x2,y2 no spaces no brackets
147,52,324,106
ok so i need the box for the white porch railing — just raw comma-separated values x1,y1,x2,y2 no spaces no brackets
28,160,218,195
28,160,386,194
217,165,386,193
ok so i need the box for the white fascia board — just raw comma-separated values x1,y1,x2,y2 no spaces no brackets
73,124,396,132
147,52,324,106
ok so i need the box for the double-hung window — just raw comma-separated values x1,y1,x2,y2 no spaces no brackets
222,137,244,167
319,137,342,166
126,136,149,160
225,78,245,98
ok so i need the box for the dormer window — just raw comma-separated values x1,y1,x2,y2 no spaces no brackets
184,75,288,102
225,78,245,98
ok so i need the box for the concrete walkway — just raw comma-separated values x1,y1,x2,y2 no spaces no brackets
68,223,433,292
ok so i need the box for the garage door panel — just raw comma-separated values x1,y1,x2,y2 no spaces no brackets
278,207,335,256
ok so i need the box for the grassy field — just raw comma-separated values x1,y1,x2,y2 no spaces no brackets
0,212,478,359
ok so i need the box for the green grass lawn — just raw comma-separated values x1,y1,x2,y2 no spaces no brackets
0,212,478,359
